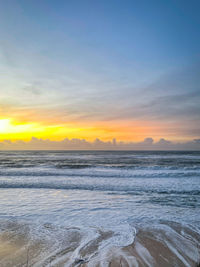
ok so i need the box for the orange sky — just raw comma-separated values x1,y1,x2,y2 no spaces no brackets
0,117,193,143
0,1,199,147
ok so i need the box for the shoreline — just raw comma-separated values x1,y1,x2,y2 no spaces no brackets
0,221,199,267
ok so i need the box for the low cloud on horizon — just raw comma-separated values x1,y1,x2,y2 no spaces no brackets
1,137,200,150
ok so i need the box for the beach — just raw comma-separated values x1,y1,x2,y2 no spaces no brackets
0,150,199,266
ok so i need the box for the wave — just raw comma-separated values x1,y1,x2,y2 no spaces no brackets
1,160,200,168
0,167,200,179
1,151,200,171
1,181,200,196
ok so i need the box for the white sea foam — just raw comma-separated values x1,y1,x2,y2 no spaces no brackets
0,151,200,266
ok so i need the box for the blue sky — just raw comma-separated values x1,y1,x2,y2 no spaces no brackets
0,0,200,142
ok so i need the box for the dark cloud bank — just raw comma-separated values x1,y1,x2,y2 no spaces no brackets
1,137,200,150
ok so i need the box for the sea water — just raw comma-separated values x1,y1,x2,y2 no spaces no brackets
0,151,199,266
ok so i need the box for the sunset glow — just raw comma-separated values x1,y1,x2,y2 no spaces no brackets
0,0,199,149
0,2,200,267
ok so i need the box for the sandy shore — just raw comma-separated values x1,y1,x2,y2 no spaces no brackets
0,221,200,267
107,227,200,267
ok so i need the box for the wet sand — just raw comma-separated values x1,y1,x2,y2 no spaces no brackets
0,222,199,267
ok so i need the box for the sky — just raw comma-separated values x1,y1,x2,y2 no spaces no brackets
0,0,200,149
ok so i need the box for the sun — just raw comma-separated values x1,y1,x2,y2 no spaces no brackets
0,117,67,141
0,119,11,133
0,118,42,138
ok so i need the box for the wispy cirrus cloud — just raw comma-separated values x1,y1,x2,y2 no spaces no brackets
0,1,199,142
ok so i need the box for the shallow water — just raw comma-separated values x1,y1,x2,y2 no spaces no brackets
0,151,200,266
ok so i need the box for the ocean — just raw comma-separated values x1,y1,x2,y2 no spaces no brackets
0,150,199,266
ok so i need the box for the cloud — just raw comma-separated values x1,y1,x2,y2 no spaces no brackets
0,137,200,150
0,41,199,141
97,62,200,121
